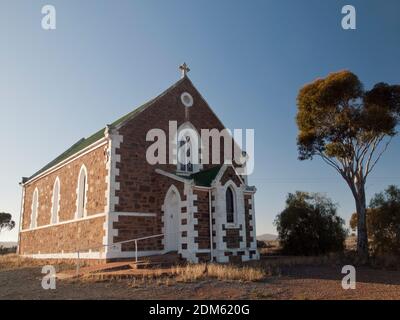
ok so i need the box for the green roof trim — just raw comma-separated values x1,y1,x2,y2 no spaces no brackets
26,77,186,182
190,165,222,187
28,128,105,180
27,98,156,181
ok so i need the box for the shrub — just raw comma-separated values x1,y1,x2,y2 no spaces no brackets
349,185,400,256
274,192,347,255
257,240,267,248
369,185,400,255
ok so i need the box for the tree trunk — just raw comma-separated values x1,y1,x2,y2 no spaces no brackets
355,183,369,262
346,178,369,262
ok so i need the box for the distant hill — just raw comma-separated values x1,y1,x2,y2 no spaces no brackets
256,234,278,241
0,241,17,248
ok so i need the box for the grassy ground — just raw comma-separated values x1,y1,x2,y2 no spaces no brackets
1,251,400,299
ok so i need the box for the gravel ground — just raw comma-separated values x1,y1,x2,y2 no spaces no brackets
1,265,400,300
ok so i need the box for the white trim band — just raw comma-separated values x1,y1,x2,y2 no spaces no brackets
20,212,106,232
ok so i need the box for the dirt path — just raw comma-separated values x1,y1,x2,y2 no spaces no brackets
1,265,400,299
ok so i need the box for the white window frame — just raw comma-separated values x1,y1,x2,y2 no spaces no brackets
51,177,61,224
225,185,237,225
75,165,88,219
176,122,202,174
180,92,194,107
30,188,39,229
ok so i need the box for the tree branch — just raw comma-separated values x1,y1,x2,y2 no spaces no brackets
317,152,344,176
365,136,392,178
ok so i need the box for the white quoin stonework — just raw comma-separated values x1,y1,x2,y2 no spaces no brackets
180,183,199,263
213,181,246,262
103,128,124,258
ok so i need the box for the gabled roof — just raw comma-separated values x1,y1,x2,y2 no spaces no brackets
164,165,223,187
27,77,187,182
190,165,223,187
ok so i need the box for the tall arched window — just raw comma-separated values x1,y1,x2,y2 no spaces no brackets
177,122,200,173
30,188,39,229
226,187,235,223
51,178,60,224
76,166,88,219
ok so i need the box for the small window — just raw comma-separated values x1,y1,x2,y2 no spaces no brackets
30,188,39,228
178,136,194,173
177,123,200,173
51,178,60,224
77,166,88,218
180,92,194,107
226,187,235,223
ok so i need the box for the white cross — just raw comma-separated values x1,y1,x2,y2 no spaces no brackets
179,63,190,78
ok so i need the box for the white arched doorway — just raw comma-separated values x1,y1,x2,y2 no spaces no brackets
163,186,181,252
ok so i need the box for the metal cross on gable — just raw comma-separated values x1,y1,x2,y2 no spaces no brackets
179,62,190,78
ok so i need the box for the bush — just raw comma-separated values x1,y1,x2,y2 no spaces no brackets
0,212,15,232
257,240,268,248
369,185,400,255
274,192,347,255
0,246,17,255
349,185,400,256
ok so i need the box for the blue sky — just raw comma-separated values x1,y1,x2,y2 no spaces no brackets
1,0,399,242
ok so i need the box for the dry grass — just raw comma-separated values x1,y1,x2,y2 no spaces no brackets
78,263,267,284
172,263,266,282
77,263,266,285
0,254,42,270
0,254,77,271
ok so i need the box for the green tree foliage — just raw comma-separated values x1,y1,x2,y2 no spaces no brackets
296,70,400,260
351,186,400,255
0,212,15,232
274,192,347,256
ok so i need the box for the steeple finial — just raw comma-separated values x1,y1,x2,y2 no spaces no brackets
179,62,190,78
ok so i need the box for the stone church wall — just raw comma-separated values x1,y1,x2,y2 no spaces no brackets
19,143,108,256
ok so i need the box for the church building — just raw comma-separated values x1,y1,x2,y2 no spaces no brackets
18,65,259,263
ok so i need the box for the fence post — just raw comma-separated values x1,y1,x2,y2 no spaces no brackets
135,240,138,263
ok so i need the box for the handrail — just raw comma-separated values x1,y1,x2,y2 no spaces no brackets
114,233,164,246
75,233,168,276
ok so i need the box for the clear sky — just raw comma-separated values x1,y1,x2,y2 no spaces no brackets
1,0,399,242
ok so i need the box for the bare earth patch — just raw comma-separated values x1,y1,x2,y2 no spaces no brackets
1,263,400,299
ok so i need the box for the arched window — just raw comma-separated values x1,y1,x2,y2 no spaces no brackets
30,188,39,228
51,178,60,224
177,122,200,173
76,166,88,219
226,187,235,223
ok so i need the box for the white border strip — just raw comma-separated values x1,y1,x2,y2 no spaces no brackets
22,250,165,260
111,212,157,217
20,211,158,233
20,212,106,232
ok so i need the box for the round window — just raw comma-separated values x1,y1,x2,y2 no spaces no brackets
181,92,194,107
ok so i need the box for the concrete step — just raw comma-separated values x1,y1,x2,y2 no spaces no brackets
63,261,134,276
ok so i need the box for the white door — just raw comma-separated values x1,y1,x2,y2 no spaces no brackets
164,190,180,252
